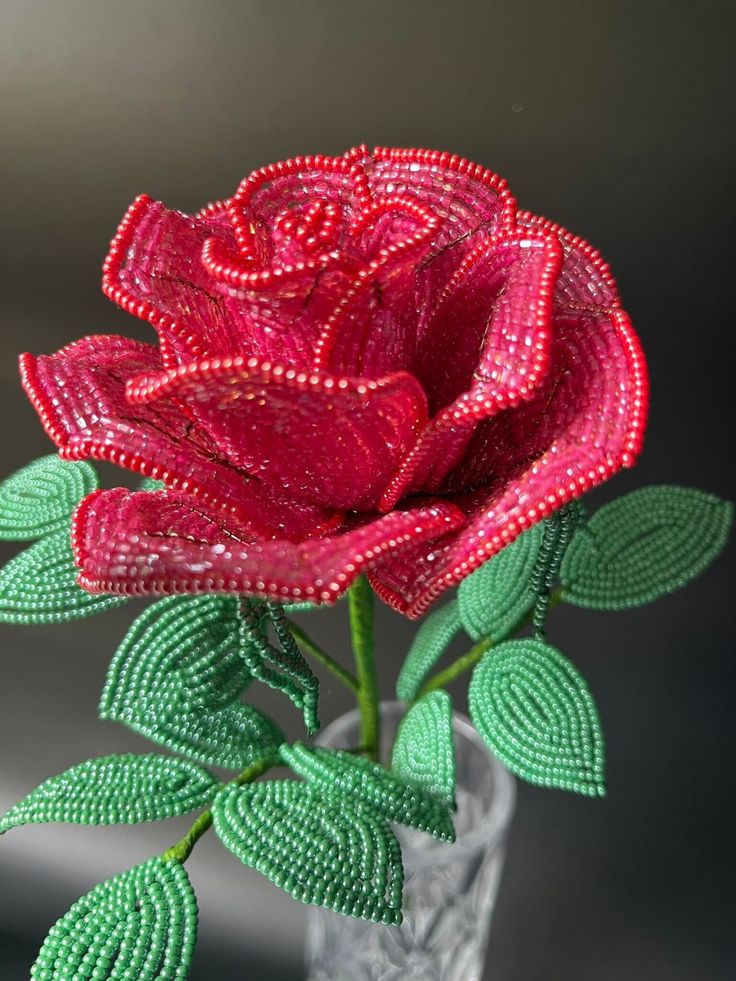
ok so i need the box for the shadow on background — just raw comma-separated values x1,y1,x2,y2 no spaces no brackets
1,1,734,978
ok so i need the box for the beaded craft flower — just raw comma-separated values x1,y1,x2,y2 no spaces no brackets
2,149,731,979
18,146,648,616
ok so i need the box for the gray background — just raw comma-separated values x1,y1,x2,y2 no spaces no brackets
1,1,734,978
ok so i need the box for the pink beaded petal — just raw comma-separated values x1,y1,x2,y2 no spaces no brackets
311,196,439,377
370,308,648,617
126,357,428,511
369,147,517,319
102,196,255,367
200,149,369,368
19,336,337,539
368,147,515,245
516,210,620,308
104,194,354,370
227,147,369,253
71,487,466,603
380,230,563,507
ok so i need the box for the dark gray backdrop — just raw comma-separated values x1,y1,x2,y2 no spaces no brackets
1,2,734,978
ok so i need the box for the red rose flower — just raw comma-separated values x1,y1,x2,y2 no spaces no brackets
20,146,648,617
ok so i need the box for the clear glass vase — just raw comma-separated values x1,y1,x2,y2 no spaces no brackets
305,701,516,981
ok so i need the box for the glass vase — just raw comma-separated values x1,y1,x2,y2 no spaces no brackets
305,701,516,981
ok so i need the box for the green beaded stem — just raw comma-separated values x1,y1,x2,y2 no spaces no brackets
469,638,606,796
30,856,197,981
213,780,404,924
415,633,493,699
279,742,455,840
392,691,456,808
0,754,220,832
561,485,733,609
457,522,545,642
238,598,320,735
347,575,380,762
101,595,283,769
0,454,97,541
0,526,127,624
528,501,584,636
396,599,463,702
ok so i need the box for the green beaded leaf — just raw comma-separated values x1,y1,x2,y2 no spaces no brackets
100,595,283,769
469,638,605,796
0,454,98,541
280,742,455,840
213,780,404,924
396,600,463,701
30,856,197,981
561,485,733,610
0,754,219,832
392,691,456,808
0,527,126,624
457,523,545,641
238,600,320,735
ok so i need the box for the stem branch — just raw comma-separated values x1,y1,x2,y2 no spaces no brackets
289,621,359,692
416,636,493,700
162,755,279,864
415,587,565,700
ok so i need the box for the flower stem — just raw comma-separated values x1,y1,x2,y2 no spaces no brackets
162,755,279,864
289,620,359,692
348,574,380,762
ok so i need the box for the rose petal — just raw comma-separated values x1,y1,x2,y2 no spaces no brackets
369,147,515,242
72,488,466,604
380,231,563,507
369,147,518,321
228,149,366,245
371,308,649,616
20,336,338,540
199,235,359,367
104,194,334,369
102,195,261,366
195,151,369,367
126,357,429,511
516,210,620,308
312,196,440,378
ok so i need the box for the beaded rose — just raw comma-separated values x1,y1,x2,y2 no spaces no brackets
19,145,648,616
